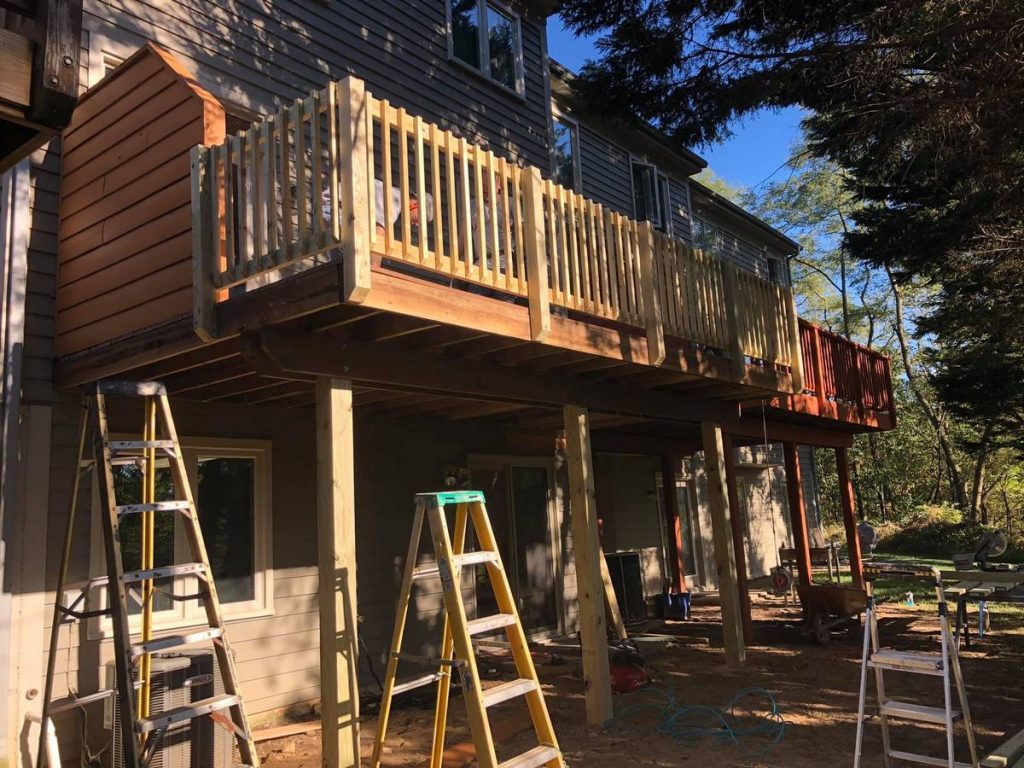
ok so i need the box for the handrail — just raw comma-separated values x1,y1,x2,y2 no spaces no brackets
798,319,894,414
191,75,804,389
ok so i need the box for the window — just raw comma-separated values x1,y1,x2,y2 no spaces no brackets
657,174,672,234
448,0,524,95
692,217,719,256
631,160,661,229
88,439,272,635
551,116,580,190
767,254,789,286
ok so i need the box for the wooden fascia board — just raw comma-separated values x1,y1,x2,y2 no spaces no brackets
243,328,739,424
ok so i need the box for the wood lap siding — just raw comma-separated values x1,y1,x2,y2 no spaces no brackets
55,46,225,358
577,123,633,215
83,0,551,168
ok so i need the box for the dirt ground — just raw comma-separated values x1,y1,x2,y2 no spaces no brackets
258,591,1024,767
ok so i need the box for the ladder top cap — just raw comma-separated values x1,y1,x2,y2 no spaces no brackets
95,380,167,396
417,490,486,505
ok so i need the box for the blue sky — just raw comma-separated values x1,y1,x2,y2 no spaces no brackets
547,21,804,193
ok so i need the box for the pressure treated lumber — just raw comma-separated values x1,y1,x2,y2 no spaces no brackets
315,377,361,767
701,422,746,666
783,441,813,587
563,406,615,724
837,447,864,588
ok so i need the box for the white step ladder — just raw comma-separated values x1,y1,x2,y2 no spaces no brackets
854,562,979,768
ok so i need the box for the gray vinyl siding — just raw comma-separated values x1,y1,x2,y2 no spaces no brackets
577,123,633,215
82,0,552,168
667,177,692,243
23,144,60,404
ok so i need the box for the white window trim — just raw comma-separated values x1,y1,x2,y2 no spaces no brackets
550,108,582,191
446,0,526,98
629,155,663,230
693,216,720,257
85,437,274,640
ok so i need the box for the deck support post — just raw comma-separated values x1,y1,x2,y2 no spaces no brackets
836,447,864,589
701,422,746,666
660,454,687,593
315,377,361,767
337,76,372,304
190,146,217,341
563,405,614,725
784,287,804,394
723,433,753,643
783,441,813,587
721,260,747,381
522,166,550,341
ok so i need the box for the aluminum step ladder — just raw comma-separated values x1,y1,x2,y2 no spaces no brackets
37,381,260,768
854,562,979,768
370,491,564,768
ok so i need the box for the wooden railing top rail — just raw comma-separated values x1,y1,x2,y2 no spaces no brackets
191,75,805,393
798,319,894,415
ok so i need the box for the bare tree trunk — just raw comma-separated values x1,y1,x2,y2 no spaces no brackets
886,266,969,510
969,420,995,523
1004,487,1013,536
851,455,867,521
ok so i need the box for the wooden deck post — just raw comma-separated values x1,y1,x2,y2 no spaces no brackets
660,454,687,593
337,76,372,304
315,377,361,767
721,260,747,381
701,422,746,666
723,433,753,643
637,222,666,366
784,287,804,394
563,405,614,725
836,447,864,589
191,145,217,341
782,441,813,587
522,166,550,341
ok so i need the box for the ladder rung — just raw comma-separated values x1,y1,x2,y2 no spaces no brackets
122,562,207,584
109,440,176,453
887,749,974,768
411,551,500,581
482,678,537,708
391,673,444,697
879,700,960,725
130,627,223,658
869,650,944,675
467,613,518,636
116,501,191,516
47,689,115,715
498,745,560,768
391,652,465,668
136,694,238,734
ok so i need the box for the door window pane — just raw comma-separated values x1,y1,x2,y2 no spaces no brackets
112,462,176,614
450,0,480,69
197,457,256,604
552,118,579,190
487,5,518,90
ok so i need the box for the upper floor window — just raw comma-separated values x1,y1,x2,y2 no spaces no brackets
767,254,789,286
692,217,719,256
632,160,672,232
552,116,580,190
449,0,524,95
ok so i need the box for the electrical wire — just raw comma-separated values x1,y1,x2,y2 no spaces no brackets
613,682,787,757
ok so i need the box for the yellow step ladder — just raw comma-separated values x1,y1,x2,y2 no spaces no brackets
37,381,260,768
370,491,564,768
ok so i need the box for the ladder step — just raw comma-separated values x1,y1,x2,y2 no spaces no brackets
116,500,191,516
136,694,239,734
467,613,518,636
482,678,537,708
130,627,223,658
391,673,444,697
498,745,560,768
109,440,176,453
412,551,500,580
887,749,974,768
879,700,960,725
122,562,207,584
869,650,944,675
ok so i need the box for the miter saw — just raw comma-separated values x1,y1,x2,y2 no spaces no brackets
952,530,1017,571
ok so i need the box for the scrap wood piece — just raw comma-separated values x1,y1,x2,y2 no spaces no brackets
253,719,321,742
413,711,533,768
982,726,1024,768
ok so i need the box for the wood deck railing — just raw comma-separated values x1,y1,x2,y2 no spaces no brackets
799,320,894,415
190,76,803,390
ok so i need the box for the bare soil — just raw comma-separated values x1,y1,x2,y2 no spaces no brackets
259,592,1024,767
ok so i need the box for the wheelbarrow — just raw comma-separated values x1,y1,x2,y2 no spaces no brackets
796,584,867,645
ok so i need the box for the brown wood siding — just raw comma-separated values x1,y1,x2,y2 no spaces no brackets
55,45,225,358
81,0,552,169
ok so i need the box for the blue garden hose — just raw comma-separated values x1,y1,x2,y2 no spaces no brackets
614,684,788,757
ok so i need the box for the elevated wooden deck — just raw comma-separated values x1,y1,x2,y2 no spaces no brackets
53,50,894,444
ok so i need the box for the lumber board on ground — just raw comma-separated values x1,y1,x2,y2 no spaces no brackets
982,727,1024,768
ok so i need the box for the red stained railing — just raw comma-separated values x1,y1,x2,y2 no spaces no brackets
798,320,894,414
